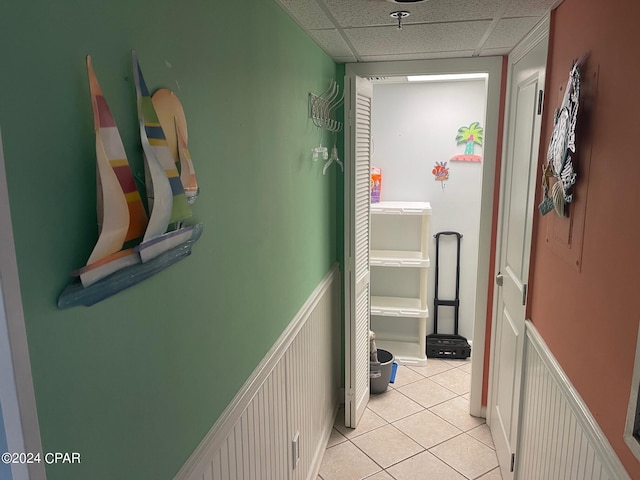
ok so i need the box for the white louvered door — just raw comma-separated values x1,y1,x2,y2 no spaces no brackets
344,75,373,428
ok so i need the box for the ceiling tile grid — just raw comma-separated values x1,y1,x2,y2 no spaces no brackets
360,50,476,62
323,0,506,27
273,0,558,63
478,47,513,57
309,29,358,58
274,0,335,29
345,21,493,56
483,16,540,49
503,0,559,17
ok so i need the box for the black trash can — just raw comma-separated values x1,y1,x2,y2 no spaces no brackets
370,349,394,394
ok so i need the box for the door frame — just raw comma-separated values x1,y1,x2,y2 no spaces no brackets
485,15,550,476
0,128,45,480
345,57,503,417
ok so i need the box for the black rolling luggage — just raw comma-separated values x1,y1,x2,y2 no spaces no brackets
426,231,471,359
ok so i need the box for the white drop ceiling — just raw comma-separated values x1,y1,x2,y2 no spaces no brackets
274,0,560,63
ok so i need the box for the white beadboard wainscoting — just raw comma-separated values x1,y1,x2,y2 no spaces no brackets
517,321,629,479
174,265,341,480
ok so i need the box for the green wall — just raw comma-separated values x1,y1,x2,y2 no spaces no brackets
0,1,338,478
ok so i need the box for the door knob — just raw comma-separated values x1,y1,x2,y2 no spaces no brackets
496,273,504,286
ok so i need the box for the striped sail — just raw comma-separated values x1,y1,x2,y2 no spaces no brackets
176,122,199,203
132,50,191,244
86,55,148,266
151,88,199,204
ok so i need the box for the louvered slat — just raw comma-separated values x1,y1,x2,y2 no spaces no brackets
345,75,373,429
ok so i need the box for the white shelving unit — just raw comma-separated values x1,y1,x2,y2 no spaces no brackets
370,201,431,365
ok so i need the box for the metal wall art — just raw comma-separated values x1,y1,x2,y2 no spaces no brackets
432,161,449,190
451,122,483,162
58,52,203,308
539,54,588,217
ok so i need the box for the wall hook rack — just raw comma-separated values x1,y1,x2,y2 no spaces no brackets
309,80,343,133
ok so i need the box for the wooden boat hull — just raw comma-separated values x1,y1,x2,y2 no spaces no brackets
135,224,199,263
77,248,141,287
58,223,203,308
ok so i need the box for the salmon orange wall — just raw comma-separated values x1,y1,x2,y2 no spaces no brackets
529,0,640,475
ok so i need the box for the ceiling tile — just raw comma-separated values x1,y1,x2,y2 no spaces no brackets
308,29,357,58
477,47,512,57
483,17,539,49
503,0,557,17
274,0,335,30
345,21,492,56
324,0,505,28
334,56,358,63
360,50,475,62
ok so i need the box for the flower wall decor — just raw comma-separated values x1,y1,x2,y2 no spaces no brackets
432,161,449,182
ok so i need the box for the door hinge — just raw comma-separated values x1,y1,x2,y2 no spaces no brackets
537,89,544,115
346,388,355,402
522,284,528,306
510,453,516,472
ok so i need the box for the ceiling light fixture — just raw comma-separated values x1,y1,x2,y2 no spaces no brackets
390,10,410,30
386,0,427,3
406,73,489,82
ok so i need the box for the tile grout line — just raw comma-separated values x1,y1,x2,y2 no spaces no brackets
344,412,424,471
320,359,500,480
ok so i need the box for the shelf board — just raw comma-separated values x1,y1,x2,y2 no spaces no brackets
375,339,427,366
370,250,430,267
370,201,432,216
371,296,429,317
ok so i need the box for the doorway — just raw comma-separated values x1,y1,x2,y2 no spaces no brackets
369,74,488,367
345,56,504,421
0,128,44,480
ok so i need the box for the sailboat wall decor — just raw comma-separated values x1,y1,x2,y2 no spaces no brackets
58,53,203,308
131,50,199,263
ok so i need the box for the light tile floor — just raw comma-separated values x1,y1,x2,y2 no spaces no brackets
318,358,503,480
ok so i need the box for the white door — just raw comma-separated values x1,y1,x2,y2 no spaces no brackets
489,29,548,479
344,75,373,428
0,129,44,480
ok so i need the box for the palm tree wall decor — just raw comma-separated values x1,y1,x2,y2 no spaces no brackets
451,122,483,162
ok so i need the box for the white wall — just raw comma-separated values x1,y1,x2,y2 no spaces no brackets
371,79,487,339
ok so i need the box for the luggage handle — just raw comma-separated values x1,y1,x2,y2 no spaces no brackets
433,230,463,336
434,231,463,239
